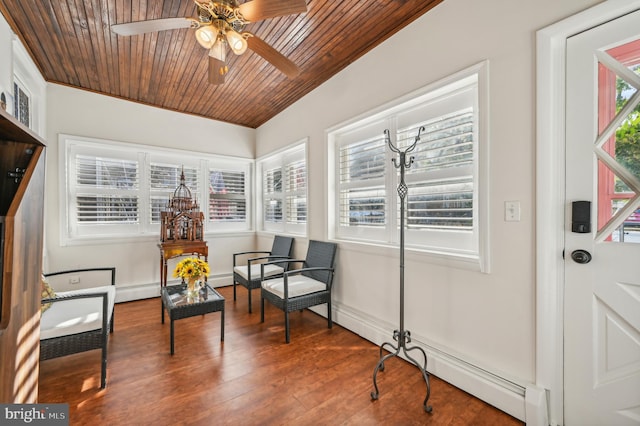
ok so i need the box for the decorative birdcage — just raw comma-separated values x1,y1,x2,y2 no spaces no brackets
160,169,204,242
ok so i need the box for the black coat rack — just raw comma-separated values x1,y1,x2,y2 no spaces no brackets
370,127,432,413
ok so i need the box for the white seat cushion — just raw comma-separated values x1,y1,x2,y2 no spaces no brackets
40,286,116,340
234,264,283,281
262,275,326,299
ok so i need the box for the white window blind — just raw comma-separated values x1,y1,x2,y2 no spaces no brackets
285,158,306,224
339,135,387,228
403,109,474,231
209,169,247,222
263,167,283,223
149,163,199,224
75,154,140,224
258,141,307,235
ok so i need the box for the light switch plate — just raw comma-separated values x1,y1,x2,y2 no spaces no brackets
505,201,521,222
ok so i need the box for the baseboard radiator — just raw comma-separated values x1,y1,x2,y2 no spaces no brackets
114,273,231,303
330,302,549,425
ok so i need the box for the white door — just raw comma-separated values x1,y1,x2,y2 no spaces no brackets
565,9,640,425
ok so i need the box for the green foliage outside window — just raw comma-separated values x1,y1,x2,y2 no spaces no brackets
615,65,640,191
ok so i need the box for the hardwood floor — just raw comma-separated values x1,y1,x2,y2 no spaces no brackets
38,285,524,425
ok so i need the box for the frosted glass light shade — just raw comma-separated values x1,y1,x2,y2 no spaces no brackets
196,25,218,49
226,30,248,55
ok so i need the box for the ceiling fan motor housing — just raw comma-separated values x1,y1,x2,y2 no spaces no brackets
197,0,247,31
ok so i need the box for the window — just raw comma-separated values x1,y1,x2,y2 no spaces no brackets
257,141,307,235
74,153,140,225
61,135,252,244
208,168,247,224
13,80,30,128
596,40,640,243
329,63,488,269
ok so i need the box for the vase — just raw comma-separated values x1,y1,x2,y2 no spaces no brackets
186,278,200,300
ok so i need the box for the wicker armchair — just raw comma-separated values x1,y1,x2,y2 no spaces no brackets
233,235,294,313
40,267,116,389
260,240,337,343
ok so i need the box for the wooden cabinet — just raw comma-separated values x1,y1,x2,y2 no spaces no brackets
158,241,208,290
0,107,46,403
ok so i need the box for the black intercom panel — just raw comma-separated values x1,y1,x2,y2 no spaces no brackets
572,201,591,233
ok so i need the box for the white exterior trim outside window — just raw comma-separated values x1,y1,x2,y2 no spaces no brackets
59,134,253,245
256,140,308,235
327,62,489,271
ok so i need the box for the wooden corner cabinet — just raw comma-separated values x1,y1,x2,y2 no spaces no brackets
0,107,46,403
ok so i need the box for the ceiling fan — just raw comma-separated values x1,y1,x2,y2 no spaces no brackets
111,0,307,84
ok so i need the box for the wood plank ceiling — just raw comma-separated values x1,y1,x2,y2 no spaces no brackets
0,0,443,128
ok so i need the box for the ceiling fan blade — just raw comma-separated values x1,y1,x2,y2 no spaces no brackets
208,57,227,85
246,35,300,78
111,18,195,36
238,0,307,22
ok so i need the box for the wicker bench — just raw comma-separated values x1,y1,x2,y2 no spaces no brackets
40,268,116,389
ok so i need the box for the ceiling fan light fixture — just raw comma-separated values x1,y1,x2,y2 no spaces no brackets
209,37,227,62
111,0,307,85
226,29,248,55
195,25,218,49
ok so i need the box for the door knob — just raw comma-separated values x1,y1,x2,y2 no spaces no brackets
571,249,592,264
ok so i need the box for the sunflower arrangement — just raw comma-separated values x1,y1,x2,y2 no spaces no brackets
173,257,210,282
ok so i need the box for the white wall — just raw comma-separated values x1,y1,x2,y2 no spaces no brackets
44,84,256,298
0,14,12,98
256,0,602,420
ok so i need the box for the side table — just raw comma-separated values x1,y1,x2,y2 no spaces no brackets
161,283,225,355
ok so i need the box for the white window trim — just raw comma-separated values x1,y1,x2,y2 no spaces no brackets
327,62,490,272
59,134,253,246
256,139,308,236
12,37,47,137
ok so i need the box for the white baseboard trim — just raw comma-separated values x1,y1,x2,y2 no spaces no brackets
330,302,531,422
114,273,232,303
525,385,549,426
